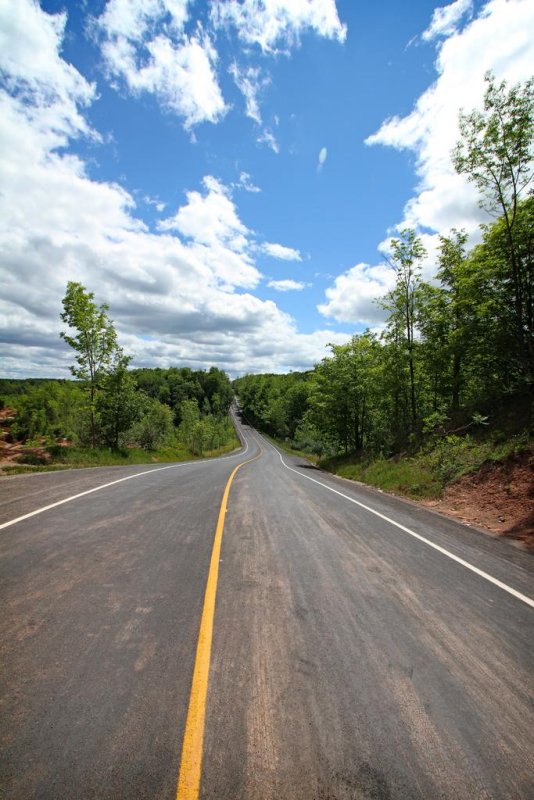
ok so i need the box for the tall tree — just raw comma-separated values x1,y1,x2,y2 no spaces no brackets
97,350,142,449
307,334,384,454
436,229,469,411
381,229,427,433
453,73,534,382
60,282,118,447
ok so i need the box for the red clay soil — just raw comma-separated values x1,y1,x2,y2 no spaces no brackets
0,407,51,469
422,450,534,551
0,406,16,422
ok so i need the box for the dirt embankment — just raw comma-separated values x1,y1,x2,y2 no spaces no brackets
422,450,534,551
0,407,54,470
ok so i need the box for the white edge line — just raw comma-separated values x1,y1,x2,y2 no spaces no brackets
0,429,250,533
260,435,534,610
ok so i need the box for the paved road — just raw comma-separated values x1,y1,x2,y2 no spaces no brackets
1,417,533,799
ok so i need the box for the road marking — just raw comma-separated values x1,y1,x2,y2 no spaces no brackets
176,447,262,800
0,434,250,533
261,436,534,610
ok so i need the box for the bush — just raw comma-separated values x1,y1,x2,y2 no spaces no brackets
18,452,48,466
9,382,85,442
425,434,472,483
128,398,174,450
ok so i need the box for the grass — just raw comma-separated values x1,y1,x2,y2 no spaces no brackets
264,434,320,465
320,455,442,499
0,433,242,476
295,431,532,501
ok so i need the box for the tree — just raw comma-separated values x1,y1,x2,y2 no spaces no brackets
97,350,142,449
465,197,534,393
422,229,470,412
381,229,427,433
60,282,118,447
178,398,200,450
130,397,174,451
453,73,534,382
307,334,385,455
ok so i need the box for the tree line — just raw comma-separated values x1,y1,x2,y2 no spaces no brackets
3,363,235,456
235,74,533,458
3,285,235,456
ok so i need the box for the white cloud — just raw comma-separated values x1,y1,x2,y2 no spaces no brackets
157,175,260,289
318,262,396,325
229,62,269,125
422,0,473,42
97,1,346,131
144,195,166,211
261,242,302,261
236,171,261,193
0,0,96,147
267,279,309,291
258,128,280,153
96,0,190,41
1,0,347,377
211,0,347,53
160,176,248,250
96,1,227,128
365,0,534,239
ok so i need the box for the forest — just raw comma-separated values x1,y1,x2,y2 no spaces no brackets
0,362,237,467
235,196,533,456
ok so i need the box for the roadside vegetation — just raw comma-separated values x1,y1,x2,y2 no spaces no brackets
0,286,239,473
0,369,239,475
235,76,534,526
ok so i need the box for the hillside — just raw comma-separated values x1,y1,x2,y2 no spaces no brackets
422,449,533,549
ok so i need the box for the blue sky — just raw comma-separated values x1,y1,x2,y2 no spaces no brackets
1,0,533,376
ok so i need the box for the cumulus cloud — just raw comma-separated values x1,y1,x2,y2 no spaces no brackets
159,176,249,251
1,0,348,377
211,0,347,53
0,0,96,146
422,0,473,42
96,0,227,128
318,263,396,325
260,242,302,261
366,0,534,240
267,279,309,291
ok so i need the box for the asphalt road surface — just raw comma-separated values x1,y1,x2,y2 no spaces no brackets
1,415,533,799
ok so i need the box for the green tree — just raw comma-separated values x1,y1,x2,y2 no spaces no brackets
97,350,142,448
308,334,385,454
10,381,85,442
130,397,174,451
178,398,200,450
436,229,469,411
453,73,534,381
381,229,427,433
60,282,118,447
417,230,470,414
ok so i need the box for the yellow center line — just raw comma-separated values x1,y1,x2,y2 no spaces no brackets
176,444,263,800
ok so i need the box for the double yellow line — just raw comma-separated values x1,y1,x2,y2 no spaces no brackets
176,446,262,800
